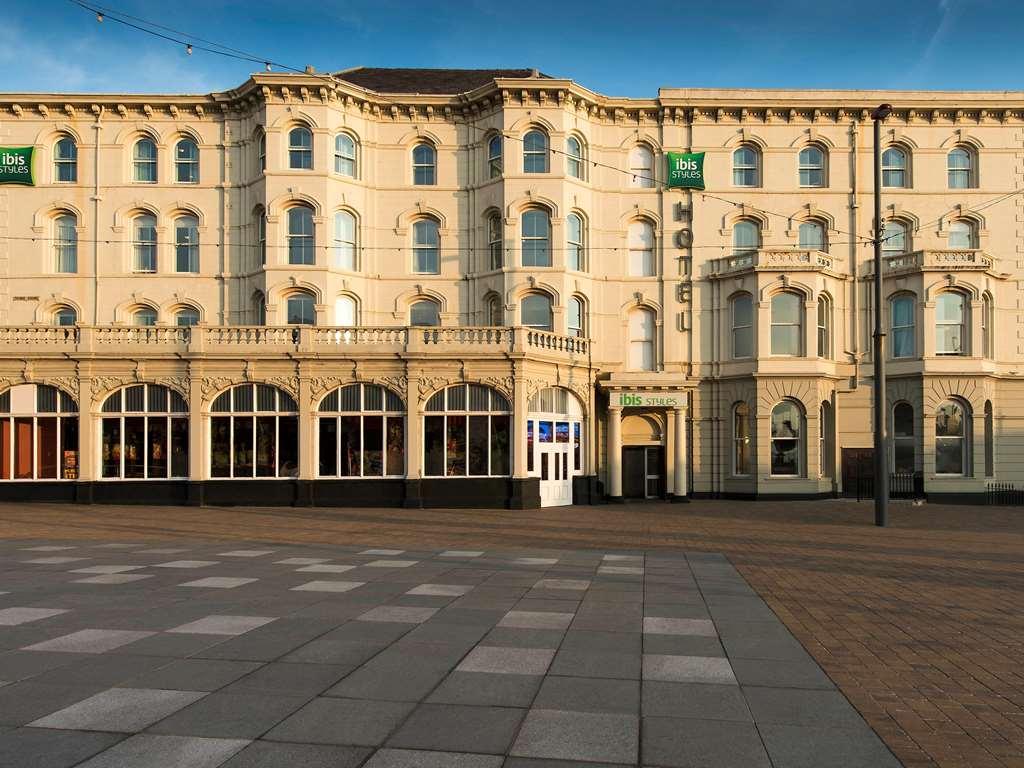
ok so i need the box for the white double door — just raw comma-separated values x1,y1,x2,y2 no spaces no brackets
538,442,572,507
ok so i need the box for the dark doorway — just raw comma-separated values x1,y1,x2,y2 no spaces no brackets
841,448,873,498
622,446,664,499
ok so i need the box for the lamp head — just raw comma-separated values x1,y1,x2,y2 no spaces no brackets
871,103,893,121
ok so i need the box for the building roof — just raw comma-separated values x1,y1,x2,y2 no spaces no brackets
333,67,549,94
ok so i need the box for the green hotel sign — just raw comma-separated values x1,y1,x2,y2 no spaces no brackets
0,147,34,185
666,151,705,190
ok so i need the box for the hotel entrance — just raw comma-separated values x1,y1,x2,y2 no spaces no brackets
622,446,664,499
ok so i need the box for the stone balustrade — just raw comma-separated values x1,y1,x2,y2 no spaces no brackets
714,248,836,276
880,249,994,274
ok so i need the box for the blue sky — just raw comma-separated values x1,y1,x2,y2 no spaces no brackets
2,0,1020,95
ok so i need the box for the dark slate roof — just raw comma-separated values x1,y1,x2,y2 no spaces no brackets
333,67,549,94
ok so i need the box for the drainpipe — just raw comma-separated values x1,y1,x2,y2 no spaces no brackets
91,107,103,325
848,118,859,390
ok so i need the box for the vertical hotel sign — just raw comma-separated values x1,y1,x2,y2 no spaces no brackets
666,151,705,190
0,147,34,185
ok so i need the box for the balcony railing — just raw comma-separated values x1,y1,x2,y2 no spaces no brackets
0,325,588,360
879,249,994,274
714,248,835,276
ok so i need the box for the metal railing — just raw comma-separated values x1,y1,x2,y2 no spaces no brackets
853,472,924,501
986,482,1024,506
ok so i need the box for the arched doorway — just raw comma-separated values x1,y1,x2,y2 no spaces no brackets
621,413,664,499
527,387,584,506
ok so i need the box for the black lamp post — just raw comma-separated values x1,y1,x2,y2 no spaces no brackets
872,103,893,527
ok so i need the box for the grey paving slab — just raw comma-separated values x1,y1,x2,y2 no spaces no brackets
264,697,414,746
365,560,419,568
532,676,639,715
503,759,632,768
0,607,68,625
73,574,153,585
363,748,503,767
533,579,590,591
192,619,340,662
30,654,173,688
642,654,738,685
24,629,156,654
742,686,866,728
179,577,259,589
359,549,405,556
148,692,310,738
357,606,438,624
220,741,371,768
641,716,771,767
642,681,753,721
0,650,86,680
296,564,357,573
457,646,554,675
75,733,249,768
70,565,145,574
559,629,642,654
218,550,275,558
730,657,836,689
291,580,364,593
0,681,109,725
757,722,903,768
510,709,638,764
439,550,484,558
549,649,640,680
24,557,89,564
0,727,123,768
643,617,717,636
274,558,330,565
168,615,277,636
124,659,262,691
499,611,574,630
20,546,77,552
386,703,525,754
406,583,472,596
427,670,542,707
481,627,565,649
225,662,350,697
28,687,206,732
642,634,726,657
153,560,220,569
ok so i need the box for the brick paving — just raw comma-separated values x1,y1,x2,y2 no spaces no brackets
0,498,1022,767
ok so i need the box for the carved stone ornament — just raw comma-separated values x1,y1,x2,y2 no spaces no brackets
201,376,238,400
44,376,79,399
90,375,136,404
374,375,409,397
418,375,456,399
479,375,515,400
265,376,299,398
309,376,347,404
154,376,190,399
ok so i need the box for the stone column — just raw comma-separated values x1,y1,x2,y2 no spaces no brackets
75,375,94,503
403,372,423,508
673,405,688,501
608,405,623,501
295,370,314,507
187,369,205,506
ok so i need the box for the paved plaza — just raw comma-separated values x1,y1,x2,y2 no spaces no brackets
0,535,899,767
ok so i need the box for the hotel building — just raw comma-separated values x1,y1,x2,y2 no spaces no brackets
0,67,1019,507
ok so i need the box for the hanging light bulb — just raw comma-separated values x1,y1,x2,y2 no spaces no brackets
185,44,193,55
96,11,103,21
265,62,272,72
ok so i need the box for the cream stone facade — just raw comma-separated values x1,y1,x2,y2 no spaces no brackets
0,68,1020,507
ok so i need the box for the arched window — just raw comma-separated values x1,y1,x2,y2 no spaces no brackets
770,400,803,476
174,215,199,273
935,400,969,475
732,219,760,255
287,205,315,265
253,292,266,325
732,145,760,187
984,400,994,478
882,220,908,256
521,293,553,331
892,402,915,473
133,307,157,327
255,206,266,266
257,130,266,173
133,138,157,183
935,292,966,355
318,383,405,478
732,402,751,476
333,210,357,270
731,293,753,359
628,220,655,276
817,295,832,358
485,294,503,326
175,308,200,327
335,295,357,326
101,384,187,479
54,136,77,183
568,296,585,337
0,384,79,481
947,147,975,189
175,138,199,183
798,146,825,187
948,219,976,249
286,293,315,325
133,214,157,273
288,126,313,169
523,130,549,173
882,147,907,188
566,136,584,179
628,308,656,371
423,384,511,477
982,293,993,359
521,209,551,267
799,220,826,252
334,133,356,176
567,213,585,271
55,307,77,327
410,299,440,327
628,145,654,188
412,143,436,185
819,401,834,478
487,134,502,179
54,213,77,273
487,212,503,270
412,218,440,274
890,294,916,358
210,384,298,479
770,292,803,356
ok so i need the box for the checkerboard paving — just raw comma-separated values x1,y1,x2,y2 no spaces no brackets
0,538,900,767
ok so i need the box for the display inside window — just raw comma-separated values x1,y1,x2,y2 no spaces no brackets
0,385,79,481
317,384,405,478
208,384,296,479
100,384,188,480
423,384,511,477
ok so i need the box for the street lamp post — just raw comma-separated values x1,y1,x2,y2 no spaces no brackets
872,104,893,527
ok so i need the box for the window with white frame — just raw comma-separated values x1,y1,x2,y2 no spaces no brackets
770,400,803,476
412,143,436,185
731,293,753,358
523,130,549,173
948,219,976,249
982,293,993,359
101,384,187,479
890,294,916,358
286,293,315,325
318,384,405,478
334,133,356,176
133,307,157,327
210,384,299,478
733,219,760,255
287,206,315,266
819,401,834,478
817,295,831,358
799,220,826,251
55,307,77,326
628,220,655,276
487,134,502,179
628,308,656,371
0,384,79,481
288,126,313,169
133,138,157,183
798,146,825,187
175,308,200,327
882,147,908,188
175,138,199,183
770,292,802,356
410,299,440,327
423,384,511,477
257,131,266,172
54,213,77,273
567,213,585,271
521,293,553,331
253,292,266,325
566,136,584,179
255,207,266,266
935,292,967,355
412,219,440,274
568,296,585,337
485,294,503,326
732,402,751,476
174,215,199,273
335,295,357,326
487,212,503,270
133,214,157,273
521,209,551,267
935,400,969,475
882,220,908,256
892,402,915,473
947,147,975,189
732,145,759,187
54,136,77,183
628,145,654,188
333,210,357,270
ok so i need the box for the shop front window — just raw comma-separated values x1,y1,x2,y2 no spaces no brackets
423,384,511,477
100,384,188,479
209,384,298,478
317,383,405,477
0,384,79,481
527,387,585,476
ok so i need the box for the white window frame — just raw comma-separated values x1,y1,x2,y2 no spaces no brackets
731,294,753,359
54,214,77,273
521,209,551,268
334,133,357,177
333,210,357,271
935,292,967,356
287,206,315,266
567,213,585,272
412,219,440,274
566,136,584,180
288,127,313,170
174,138,199,184
770,400,803,477
412,143,436,185
523,130,549,174
133,138,157,183
628,145,654,188
732,145,759,187
487,134,502,179
935,400,969,476
317,383,406,479
286,293,315,326
174,215,199,273
208,384,299,479
54,136,77,183
627,220,655,276
133,214,157,273
798,146,825,187
770,292,803,357
882,147,908,188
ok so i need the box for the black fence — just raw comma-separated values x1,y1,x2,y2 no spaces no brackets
852,472,924,501
986,482,1024,506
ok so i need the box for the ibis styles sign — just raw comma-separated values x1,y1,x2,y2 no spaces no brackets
666,151,705,190
0,147,34,185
